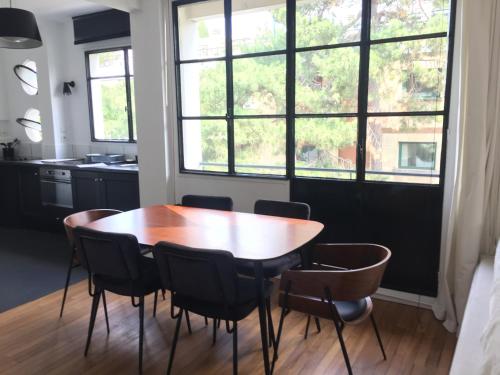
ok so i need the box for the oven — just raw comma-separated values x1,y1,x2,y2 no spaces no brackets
40,168,73,209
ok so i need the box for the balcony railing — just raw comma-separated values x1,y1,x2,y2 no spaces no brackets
197,162,440,179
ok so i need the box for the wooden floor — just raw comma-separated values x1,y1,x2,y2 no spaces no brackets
0,280,456,375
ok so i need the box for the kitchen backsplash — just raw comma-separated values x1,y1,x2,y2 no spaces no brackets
2,142,137,161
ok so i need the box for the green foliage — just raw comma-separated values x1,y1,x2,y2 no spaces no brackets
100,79,129,140
187,0,449,176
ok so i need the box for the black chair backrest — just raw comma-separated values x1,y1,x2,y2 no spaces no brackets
73,227,142,281
182,195,233,211
153,242,239,305
254,199,311,220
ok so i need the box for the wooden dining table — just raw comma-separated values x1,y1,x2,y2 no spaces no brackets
85,204,324,374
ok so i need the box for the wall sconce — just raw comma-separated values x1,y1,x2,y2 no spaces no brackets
63,81,75,96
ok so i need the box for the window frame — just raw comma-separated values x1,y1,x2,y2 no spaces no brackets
85,46,136,143
172,0,457,186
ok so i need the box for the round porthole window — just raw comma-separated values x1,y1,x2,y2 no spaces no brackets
16,108,42,143
13,59,38,96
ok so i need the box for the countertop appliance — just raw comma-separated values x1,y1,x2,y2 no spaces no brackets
40,168,73,209
85,154,126,164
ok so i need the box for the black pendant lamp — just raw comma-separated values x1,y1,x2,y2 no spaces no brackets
0,1,42,49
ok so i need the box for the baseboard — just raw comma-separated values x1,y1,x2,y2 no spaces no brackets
374,288,435,310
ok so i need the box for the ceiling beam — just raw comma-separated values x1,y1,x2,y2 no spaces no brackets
87,0,141,12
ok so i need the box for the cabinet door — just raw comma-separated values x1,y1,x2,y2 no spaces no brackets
18,167,42,217
102,173,140,211
72,172,105,211
0,166,20,225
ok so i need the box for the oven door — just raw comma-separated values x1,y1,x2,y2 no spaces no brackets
40,179,74,209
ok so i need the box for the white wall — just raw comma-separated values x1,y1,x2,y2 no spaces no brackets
57,20,137,158
0,16,138,161
130,0,172,206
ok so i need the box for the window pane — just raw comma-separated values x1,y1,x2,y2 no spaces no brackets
232,0,286,55
183,120,228,172
178,0,225,60
368,37,447,112
128,49,134,75
295,117,357,179
371,0,449,40
296,0,362,48
365,116,442,184
181,61,227,117
234,119,286,176
296,47,359,114
233,54,286,115
89,50,125,78
91,78,129,140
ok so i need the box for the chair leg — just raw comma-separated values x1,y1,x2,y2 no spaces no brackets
212,318,217,345
304,315,311,339
167,308,184,375
102,291,110,334
153,290,158,318
314,317,321,333
84,288,101,356
271,305,287,373
333,321,353,375
138,296,145,374
59,250,75,318
370,313,387,360
185,310,192,334
232,321,238,375
266,298,275,348
204,316,209,326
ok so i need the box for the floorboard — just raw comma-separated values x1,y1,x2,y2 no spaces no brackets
0,280,456,374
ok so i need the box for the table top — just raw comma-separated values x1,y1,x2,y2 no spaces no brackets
84,205,324,261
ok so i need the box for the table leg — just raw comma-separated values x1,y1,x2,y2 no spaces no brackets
254,261,271,375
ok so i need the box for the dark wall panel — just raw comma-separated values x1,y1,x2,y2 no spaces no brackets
291,178,443,296
73,9,130,45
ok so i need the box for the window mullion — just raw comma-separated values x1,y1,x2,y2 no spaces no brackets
124,47,134,142
356,0,372,182
286,0,296,179
225,0,235,175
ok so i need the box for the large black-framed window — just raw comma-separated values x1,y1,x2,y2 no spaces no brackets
86,46,136,143
173,0,455,185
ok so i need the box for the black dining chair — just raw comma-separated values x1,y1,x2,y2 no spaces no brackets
73,227,163,374
181,194,233,211
181,193,234,332
60,209,122,321
271,243,391,375
152,242,274,375
236,199,314,342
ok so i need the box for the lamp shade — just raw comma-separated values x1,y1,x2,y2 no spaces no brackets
0,8,42,49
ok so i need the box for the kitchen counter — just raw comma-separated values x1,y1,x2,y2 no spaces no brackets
0,159,139,174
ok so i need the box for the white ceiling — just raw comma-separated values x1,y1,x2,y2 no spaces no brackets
3,0,109,19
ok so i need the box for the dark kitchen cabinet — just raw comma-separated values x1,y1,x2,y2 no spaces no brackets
18,166,42,218
0,165,20,225
72,170,139,212
72,171,106,210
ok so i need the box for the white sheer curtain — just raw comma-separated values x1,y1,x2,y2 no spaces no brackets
433,0,500,332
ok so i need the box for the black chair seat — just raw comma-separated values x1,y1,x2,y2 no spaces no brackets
174,277,273,321
335,298,368,322
93,256,161,297
236,253,302,278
